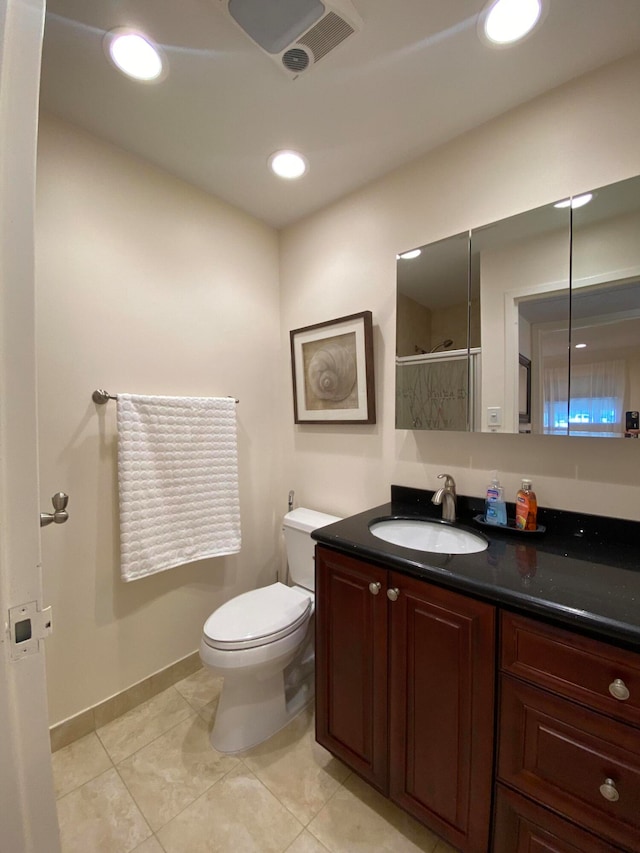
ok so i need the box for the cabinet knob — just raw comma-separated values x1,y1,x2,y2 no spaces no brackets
387,587,399,602
369,582,381,595
599,778,619,802
608,678,630,701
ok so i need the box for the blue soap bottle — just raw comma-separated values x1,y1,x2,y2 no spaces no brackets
485,472,507,526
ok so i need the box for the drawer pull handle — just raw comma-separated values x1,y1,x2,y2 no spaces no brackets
599,778,619,802
369,582,381,595
608,678,630,701
387,587,399,602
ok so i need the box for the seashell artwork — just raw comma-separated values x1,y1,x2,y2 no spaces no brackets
290,311,375,424
306,340,357,402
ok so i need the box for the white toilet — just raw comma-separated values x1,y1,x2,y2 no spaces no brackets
199,507,341,753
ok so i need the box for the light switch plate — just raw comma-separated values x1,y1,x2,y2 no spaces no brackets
487,407,502,427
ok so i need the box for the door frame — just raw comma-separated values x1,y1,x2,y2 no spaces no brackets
0,0,60,849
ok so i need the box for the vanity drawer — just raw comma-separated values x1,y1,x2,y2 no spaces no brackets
493,784,621,853
501,612,640,727
498,675,640,851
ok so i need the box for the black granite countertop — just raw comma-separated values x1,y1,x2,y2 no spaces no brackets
311,485,640,650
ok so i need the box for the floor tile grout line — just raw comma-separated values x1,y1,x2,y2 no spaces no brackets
243,757,347,829
113,722,235,831
113,755,166,839
284,827,332,853
303,770,354,845
54,760,116,805
173,681,221,715
150,832,169,853
135,754,244,836
98,700,197,766
52,735,117,802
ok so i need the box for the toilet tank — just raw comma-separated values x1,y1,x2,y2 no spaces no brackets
283,508,342,591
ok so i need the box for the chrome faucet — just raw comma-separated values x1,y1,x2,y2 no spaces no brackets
432,473,457,522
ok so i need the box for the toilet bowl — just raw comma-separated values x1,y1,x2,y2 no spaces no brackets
200,507,340,753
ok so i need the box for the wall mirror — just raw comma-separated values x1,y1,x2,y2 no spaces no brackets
396,173,640,438
396,232,475,430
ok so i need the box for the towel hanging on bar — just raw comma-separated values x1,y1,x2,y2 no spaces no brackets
116,394,241,581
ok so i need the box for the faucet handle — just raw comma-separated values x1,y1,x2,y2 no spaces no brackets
436,473,456,493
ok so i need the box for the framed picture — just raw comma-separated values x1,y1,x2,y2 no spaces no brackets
290,311,376,424
519,354,531,424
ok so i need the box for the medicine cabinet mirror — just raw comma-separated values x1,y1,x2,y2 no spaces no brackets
395,173,640,438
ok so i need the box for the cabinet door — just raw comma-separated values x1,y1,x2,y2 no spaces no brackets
388,571,495,853
315,546,389,791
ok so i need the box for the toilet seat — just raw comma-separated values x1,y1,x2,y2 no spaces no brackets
202,582,312,651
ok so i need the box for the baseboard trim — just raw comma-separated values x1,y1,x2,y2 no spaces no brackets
49,651,202,752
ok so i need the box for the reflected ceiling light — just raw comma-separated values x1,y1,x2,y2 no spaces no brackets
104,29,165,82
481,0,544,46
268,150,308,179
397,249,422,260
575,343,587,349
554,193,594,210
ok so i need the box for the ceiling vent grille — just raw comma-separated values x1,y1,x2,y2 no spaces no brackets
297,11,355,62
217,0,362,79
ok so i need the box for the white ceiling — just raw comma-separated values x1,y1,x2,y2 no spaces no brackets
39,0,640,228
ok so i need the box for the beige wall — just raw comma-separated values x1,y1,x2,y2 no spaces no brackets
36,115,282,724
279,53,640,523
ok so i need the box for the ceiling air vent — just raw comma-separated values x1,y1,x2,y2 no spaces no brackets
217,0,363,78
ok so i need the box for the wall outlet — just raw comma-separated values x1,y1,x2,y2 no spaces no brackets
487,407,502,427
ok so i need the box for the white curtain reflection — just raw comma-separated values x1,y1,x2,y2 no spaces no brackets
544,359,626,436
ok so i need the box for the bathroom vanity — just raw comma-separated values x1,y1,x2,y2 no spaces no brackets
312,486,640,853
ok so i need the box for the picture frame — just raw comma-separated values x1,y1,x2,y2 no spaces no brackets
519,354,531,424
290,311,376,424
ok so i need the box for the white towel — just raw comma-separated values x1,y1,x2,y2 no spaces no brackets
117,394,241,582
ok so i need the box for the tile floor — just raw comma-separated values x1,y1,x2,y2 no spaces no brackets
52,667,460,852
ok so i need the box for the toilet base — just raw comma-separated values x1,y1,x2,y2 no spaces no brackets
210,667,313,753
208,622,315,754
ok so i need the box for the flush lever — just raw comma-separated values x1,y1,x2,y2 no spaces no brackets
40,492,69,528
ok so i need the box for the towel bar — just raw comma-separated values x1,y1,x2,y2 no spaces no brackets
92,389,239,404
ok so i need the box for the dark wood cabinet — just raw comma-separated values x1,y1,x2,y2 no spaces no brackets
314,544,640,852
496,612,640,852
314,547,388,791
315,546,496,853
493,785,618,853
388,570,495,851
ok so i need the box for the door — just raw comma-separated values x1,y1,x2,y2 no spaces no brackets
315,546,389,791
0,1,60,850
388,571,495,853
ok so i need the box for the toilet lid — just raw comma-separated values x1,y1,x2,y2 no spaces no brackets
202,582,312,650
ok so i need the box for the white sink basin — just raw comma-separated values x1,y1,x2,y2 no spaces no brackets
369,518,488,555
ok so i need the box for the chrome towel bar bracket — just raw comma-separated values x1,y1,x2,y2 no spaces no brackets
92,389,117,404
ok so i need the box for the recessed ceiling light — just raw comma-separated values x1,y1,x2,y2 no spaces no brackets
397,249,422,260
480,0,544,46
575,343,587,349
554,193,594,210
104,29,165,82
268,150,308,179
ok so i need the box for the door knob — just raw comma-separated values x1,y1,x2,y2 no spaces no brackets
387,587,399,602
40,492,69,527
369,582,381,595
